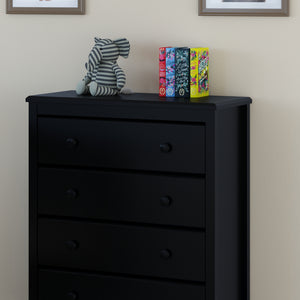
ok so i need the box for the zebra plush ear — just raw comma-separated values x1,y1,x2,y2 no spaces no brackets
94,37,102,43
113,38,130,58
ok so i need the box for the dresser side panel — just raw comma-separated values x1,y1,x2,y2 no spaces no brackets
214,105,250,300
29,103,38,300
203,111,216,300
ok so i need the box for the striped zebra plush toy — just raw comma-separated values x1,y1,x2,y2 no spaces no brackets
76,38,130,96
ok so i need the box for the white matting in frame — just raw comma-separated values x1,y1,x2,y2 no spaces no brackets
206,0,281,9
12,0,78,8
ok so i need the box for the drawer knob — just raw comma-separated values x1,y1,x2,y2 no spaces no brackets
160,249,172,260
160,196,172,207
65,240,79,250
66,189,78,200
66,291,78,300
66,138,78,148
160,143,172,153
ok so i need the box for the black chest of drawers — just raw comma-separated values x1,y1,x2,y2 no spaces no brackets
27,91,252,300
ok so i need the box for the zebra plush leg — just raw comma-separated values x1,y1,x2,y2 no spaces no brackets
89,82,118,96
76,76,91,95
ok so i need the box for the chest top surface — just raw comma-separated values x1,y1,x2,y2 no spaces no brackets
26,90,252,110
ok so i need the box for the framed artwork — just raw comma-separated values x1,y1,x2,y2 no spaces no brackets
199,0,289,16
6,0,85,14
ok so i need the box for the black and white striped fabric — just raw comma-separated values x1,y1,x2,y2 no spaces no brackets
82,38,130,96
113,38,130,59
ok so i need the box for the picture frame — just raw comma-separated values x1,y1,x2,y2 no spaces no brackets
199,0,289,16
6,0,85,14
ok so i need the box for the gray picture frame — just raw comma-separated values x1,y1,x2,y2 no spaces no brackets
199,0,289,16
6,0,85,14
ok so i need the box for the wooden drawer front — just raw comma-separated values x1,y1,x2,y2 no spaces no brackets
38,168,205,228
38,118,205,174
38,219,205,282
39,270,205,300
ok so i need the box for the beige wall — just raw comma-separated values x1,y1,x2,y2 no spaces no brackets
0,1,299,299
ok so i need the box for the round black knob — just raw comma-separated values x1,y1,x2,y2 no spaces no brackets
160,143,172,153
66,291,78,300
65,138,78,148
65,240,79,250
160,249,172,260
160,196,172,207
66,189,78,200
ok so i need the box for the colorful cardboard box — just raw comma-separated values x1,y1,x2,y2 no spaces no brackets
166,47,176,97
175,47,190,98
190,48,209,98
159,47,167,97
160,47,209,98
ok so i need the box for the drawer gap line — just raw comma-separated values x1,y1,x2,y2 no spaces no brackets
38,215,206,232
38,266,206,286
38,115,206,126
38,164,206,178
